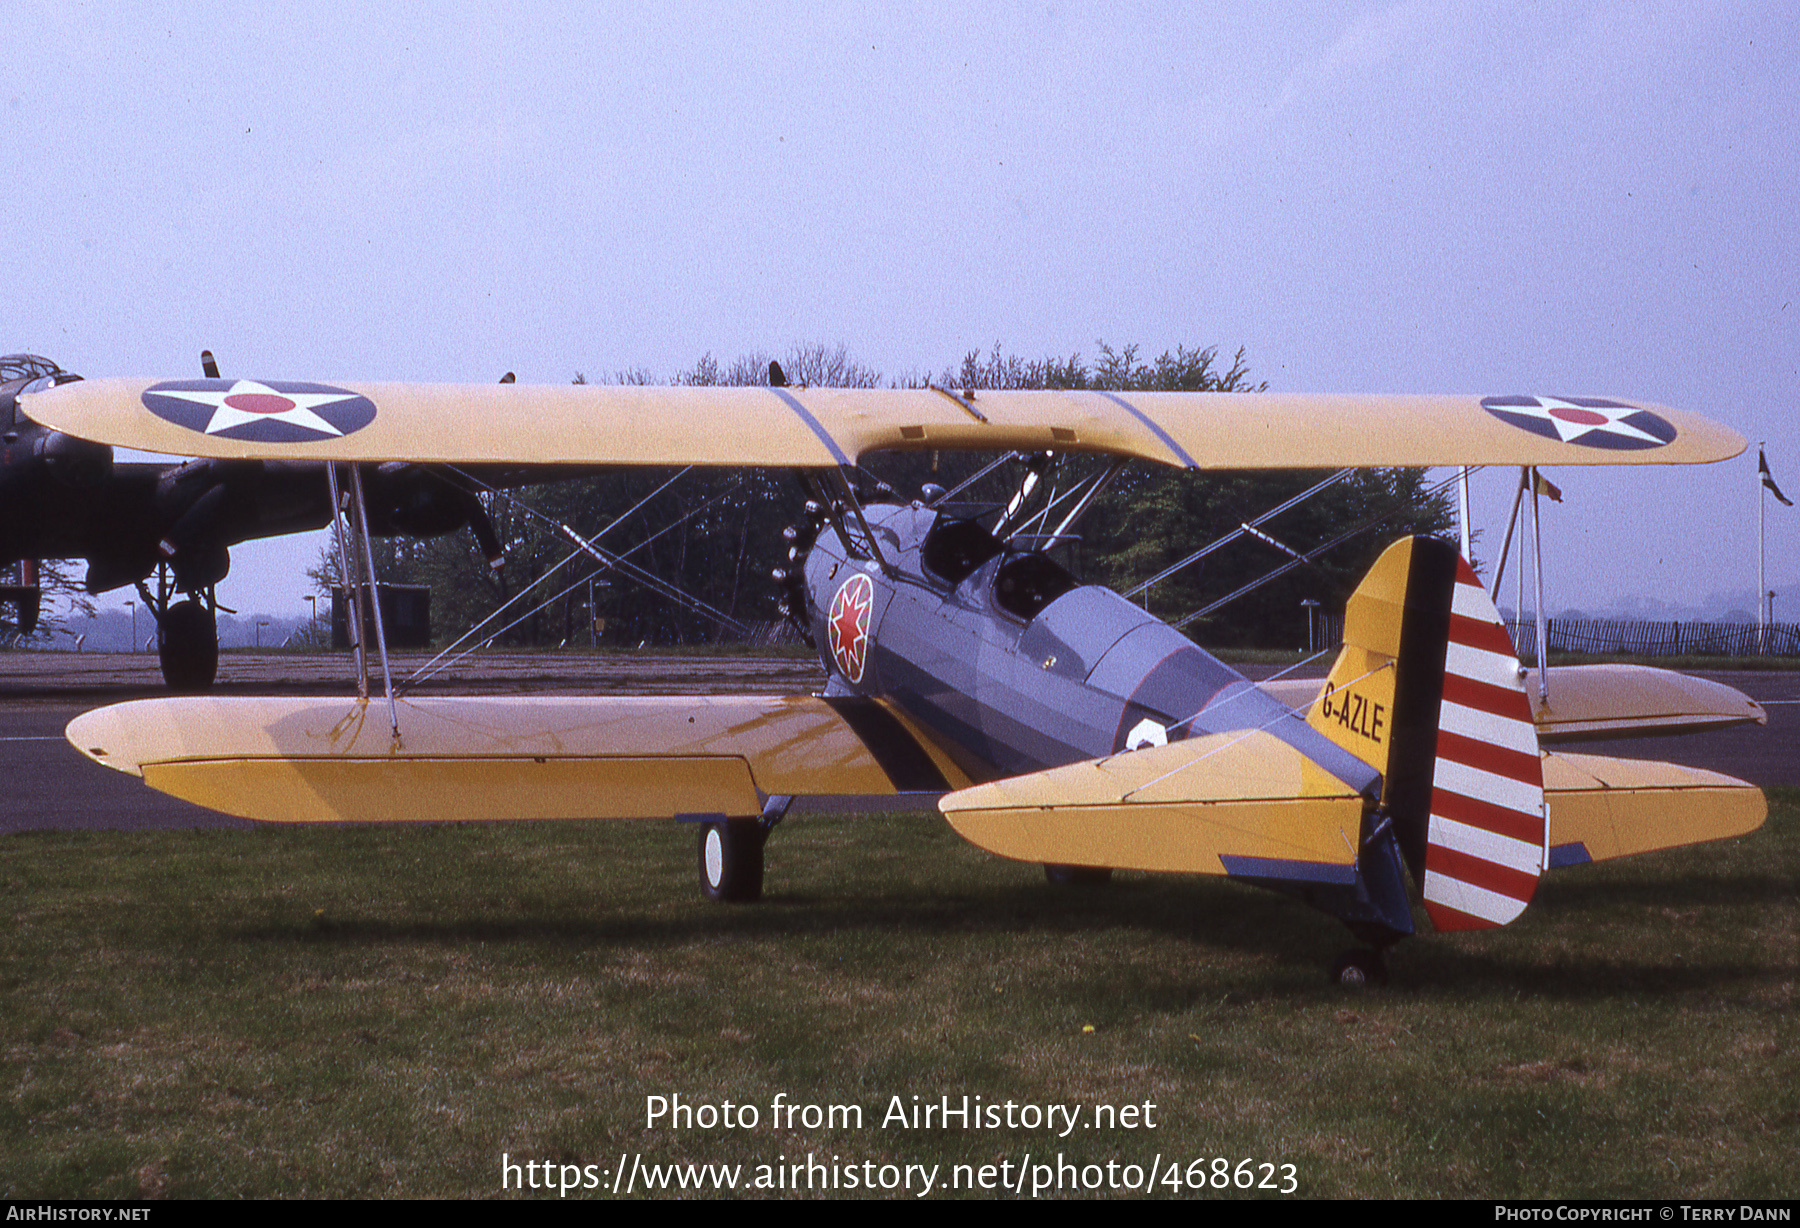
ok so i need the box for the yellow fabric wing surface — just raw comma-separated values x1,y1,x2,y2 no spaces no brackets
937,731,1366,876
1543,750,1765,863
1523,665,1768,740
67,695,968,825
1262,664,1767,743
24,379,1745,469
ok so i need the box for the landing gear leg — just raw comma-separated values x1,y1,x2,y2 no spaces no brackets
157,599,219,693
696,795,791,904
143,572,219,693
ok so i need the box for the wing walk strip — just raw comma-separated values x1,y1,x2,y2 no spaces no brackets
1423,558,1546,932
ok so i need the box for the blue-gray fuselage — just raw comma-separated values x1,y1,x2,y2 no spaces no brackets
803,502,1377,795
801,501,1412,940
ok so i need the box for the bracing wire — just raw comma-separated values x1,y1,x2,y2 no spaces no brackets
402,470,750,689
1171,469,1471,630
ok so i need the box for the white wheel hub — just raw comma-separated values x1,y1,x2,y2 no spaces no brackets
704,828,724,887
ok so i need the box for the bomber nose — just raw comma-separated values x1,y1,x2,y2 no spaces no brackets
36,429,114,486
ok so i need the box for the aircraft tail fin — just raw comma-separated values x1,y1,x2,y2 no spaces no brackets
1305,536,1545,930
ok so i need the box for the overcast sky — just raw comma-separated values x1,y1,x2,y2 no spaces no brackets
9,1,1797,624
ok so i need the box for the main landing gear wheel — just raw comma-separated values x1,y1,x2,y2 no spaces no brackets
699,821,765,903
1044,864,1113,886
158,599,219,694
1329,948,1388,988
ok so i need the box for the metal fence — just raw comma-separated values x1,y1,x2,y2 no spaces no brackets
733,619,810,648
1506,618,1800,658
723,613,1800,658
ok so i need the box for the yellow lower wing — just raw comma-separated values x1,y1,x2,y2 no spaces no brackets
937,731,1366,878
68,695,968,824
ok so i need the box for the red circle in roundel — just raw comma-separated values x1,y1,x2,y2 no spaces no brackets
224,392,297,415
828,573,875,683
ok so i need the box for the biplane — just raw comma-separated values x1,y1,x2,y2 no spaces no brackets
22,374,1768,983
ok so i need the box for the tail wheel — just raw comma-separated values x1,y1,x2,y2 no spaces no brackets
699,821,765,903
1329,948,1388,988
158,599,219,693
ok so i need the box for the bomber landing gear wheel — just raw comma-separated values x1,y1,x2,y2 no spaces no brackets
158,599,219,693
699,821,765,903
1044,865,1113,886
1329,948,1388,988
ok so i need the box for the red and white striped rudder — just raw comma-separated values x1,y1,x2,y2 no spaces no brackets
1421,556,1546,930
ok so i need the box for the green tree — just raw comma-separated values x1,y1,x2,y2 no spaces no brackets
881,341,1451,649
321,340,1452,651
0,559,95,648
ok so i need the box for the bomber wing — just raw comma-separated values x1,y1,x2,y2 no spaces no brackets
23,379,1744,469
67,694,968,824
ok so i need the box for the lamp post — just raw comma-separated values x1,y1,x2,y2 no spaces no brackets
125,601,136,653
1300,598,1320,653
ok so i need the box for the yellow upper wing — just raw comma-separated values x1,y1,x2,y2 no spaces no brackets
22,378,1745,469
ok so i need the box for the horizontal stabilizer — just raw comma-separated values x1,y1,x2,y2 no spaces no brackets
1525,665,1767,740
1543,750,1765,865
1264,663,1766,743
937,730,1366,879
67,694,968,824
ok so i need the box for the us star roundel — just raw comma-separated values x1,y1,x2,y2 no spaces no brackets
1481,396,1676,451
141,379,377,443
828,572,875,684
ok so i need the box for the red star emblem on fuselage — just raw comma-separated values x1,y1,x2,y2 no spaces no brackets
828,572,875,684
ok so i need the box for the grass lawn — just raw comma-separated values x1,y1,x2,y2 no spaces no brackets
3,792,1794,1199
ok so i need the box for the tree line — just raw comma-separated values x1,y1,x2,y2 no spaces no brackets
330,340,1454,651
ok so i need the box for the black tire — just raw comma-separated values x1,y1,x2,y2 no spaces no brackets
158,599,219,693
1329,948,1388,988
1043,864,1113,886
699,821,765,903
